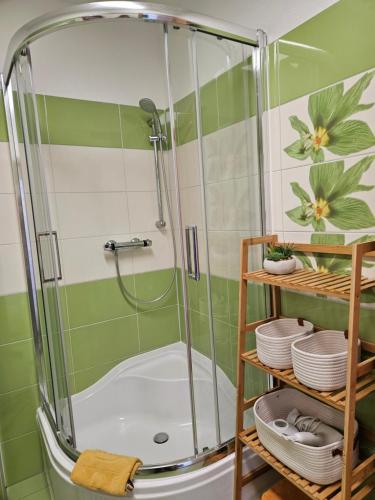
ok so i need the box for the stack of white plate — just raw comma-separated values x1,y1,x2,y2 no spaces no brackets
255,318,314,369
292,330,360,391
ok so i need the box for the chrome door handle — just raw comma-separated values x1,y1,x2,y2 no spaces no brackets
36,231,63,283
185,225,200,281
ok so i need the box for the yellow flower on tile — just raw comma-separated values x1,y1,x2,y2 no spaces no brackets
312,127,329,150
312,198,330,220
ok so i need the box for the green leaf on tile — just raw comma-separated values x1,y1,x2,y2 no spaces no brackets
287,157,375,231
285,72,375,162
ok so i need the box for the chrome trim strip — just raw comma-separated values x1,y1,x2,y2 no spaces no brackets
191,31,221,445
3,1,258,84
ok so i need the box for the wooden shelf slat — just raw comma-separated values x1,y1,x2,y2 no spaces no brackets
240,426,375,500
243,269,375,299
241,349,375,411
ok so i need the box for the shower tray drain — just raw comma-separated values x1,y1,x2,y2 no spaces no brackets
153,432,169,444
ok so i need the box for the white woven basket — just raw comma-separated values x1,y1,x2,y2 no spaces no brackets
254,388,358,485
255,318,313,369
292,330,361,391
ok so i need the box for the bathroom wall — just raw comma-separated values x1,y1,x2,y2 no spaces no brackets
266,0,375,439
1,0,373,496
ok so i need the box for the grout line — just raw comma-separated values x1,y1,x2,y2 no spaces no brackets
1,430,38,446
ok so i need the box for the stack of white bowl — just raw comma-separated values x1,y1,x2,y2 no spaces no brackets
255,318,314,369
291,330,360,391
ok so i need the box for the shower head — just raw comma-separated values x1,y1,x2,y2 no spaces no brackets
139,97,157,114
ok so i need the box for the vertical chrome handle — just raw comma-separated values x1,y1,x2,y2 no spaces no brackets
185,225,200,281
36,230,63,283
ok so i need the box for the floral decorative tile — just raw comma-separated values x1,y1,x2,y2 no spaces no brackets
282,155,375,233
280,69,375,170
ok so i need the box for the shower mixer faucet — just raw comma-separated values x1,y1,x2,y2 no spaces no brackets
104,238,152,252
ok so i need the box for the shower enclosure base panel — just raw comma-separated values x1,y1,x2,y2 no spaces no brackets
71,342,236,463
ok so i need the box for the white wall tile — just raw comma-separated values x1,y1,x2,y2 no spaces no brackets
127,191,159,233
124,149,156,192
181,186,203,230
0,194,20,244
61,233,134,284
270,170,283,232
50,145,126,193
176,140,200,189
132,229,175,274
0,143,14,194
56,192,129,239
0,243,26,295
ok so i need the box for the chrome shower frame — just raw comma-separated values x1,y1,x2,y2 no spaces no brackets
1,1,268,479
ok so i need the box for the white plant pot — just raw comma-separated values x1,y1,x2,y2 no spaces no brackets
263,256,296,275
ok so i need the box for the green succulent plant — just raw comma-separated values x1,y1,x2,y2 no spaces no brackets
287,156,375,231
285,72,375,163
266,243,295,262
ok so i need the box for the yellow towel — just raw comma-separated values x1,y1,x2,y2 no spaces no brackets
71,449,142,496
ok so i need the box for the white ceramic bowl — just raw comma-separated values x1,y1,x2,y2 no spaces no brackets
255,318,314,369
263,257,296,275
291,330,360,391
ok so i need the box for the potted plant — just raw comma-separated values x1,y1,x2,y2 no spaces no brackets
263,243,296,275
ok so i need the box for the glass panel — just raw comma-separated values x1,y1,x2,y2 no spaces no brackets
5,74,56,422
168,25,268,452
167,26,221,452
195,33,268,432
13,50,75,444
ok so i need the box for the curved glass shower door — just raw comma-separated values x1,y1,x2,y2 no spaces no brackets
5,49,75,447
167,25,268,452
3,7,266,474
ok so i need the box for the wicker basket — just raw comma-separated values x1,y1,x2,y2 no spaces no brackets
254,388,359,485
255,318,313,369
292,330,361,391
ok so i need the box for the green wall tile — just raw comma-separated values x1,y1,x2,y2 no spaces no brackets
66,277,137,329
45,96,122,148
0,293,32,345
274,0,375,107
1,432,43,486
0,340,37,394
0,386,39,442
212,318,232,375
217,62,246,129
135,269,177,312
211,275,230,324
174,92,197,146
189,309,210,358
73,359,120,393
36,95,49,145
0,93,8,142
23,488,51,500
7,472,47,500
70,315,139,372
281,291,375,343
200,79,218,136
138,305,179,352
186,273,208,316
120,105,154,150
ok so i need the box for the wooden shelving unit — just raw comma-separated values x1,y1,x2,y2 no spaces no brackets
234,235,375,500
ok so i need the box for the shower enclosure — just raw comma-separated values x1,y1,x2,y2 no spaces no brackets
1,1,268,492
